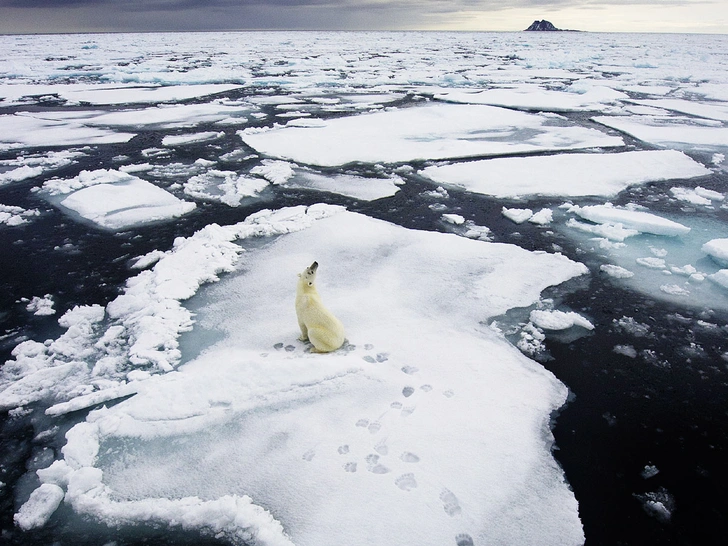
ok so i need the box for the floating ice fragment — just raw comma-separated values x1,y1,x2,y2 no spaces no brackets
0,204,40,226
613,345,638,358
250,159,295,185
636,257,667,269
14,483,65,530
671,186,724,206
529,310,594,331
25,295,55,316
702,239,728,267
441,213,465,225
573,203,690,237
660,284,690,296
162,131,224,146
40,169,196,230
708,270,728,290
600,264,634,278
502,207,533,224
529,208,553,226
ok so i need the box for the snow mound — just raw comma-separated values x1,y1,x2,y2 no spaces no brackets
530,310,595,331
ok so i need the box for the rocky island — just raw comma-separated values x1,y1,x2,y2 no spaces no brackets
525,20,562,31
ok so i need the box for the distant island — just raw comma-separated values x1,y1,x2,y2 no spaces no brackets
525,20,577,31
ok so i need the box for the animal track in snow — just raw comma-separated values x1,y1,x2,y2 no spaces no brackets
443,389,455,398
401,365,419,374
369,464,391,474
395,473,418,491
456,534,474,546
420,384,433,392
368,421,382,434
344,462,357,473
302,449,315,461
440,488,462,517
365,453,391,474
374,440,388,456
390,401,403,409
356,418,369,428
401,406,415,417
362,355,377,363
400,452,420,463
338,445,350,455
376,353,389,362
402,386,415,397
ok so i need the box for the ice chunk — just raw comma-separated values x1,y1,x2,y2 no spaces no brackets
24,294,56,316
420,151,709,199
702,239,728,267
441,213,465,225
14,483,65,530
241,103,622,167
283,171,401,201
250,160,295,185
0,204,40,226
502,207,533,224
162,131,225,146
671,186,724,206
40,170,196,230
59,84,244,106
529,208,553,226
184,170,270,207
572,203,690,237
627,98,728,123
600,264,634,278
435,85,627,112
529,310,594,331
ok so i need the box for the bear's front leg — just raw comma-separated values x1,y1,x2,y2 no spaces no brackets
298,322,309,342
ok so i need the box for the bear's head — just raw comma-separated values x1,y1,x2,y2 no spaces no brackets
298,261,319,286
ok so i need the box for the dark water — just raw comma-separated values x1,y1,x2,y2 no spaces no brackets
2,92,728,545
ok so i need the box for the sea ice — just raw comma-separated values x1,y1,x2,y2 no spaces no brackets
702,239,728,266
594,115,728,150
39,170,196,230
240,103,623,167
435,85,627,112
0,204,40,226
420,151,709,199
529,310,595,331
183,170,270,207
281,171,401,201
570,204,691,237
502,207,534,224
162,131,225,146
15,206,587,546
0,112,135,150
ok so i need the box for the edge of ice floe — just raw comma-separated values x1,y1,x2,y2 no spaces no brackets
0,204,345,412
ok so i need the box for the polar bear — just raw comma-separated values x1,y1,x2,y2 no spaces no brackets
296,261,345,353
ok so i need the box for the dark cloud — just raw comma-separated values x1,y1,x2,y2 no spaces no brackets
0,0,720,33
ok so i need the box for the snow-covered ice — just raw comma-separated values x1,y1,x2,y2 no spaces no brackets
2,29,728,546
241,103,623,167
19,205,586,546
38,169,196,230
420,151,709,199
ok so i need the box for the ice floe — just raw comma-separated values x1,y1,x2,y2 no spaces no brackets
420,151,709,199
0,204,40,226
594,115,728,150
435,85,627,112
241,103,623,167
6,205,587,545
38,169,196,230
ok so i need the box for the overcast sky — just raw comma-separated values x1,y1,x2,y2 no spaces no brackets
0,0,726,34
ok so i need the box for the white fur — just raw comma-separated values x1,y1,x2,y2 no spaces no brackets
295,262,345,353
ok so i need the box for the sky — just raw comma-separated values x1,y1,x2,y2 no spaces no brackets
0,0,726,35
